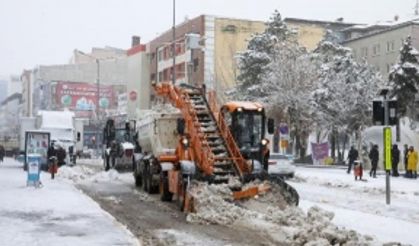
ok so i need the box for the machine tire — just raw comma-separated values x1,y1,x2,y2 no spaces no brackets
104,154,110,171
135,172,143,187
142,163,149,192
111,156,116,169
159,172,173,201
148,173,159,194
177,174,187,211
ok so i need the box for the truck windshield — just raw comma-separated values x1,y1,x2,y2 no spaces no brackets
115,128,130,142
235,112,263,148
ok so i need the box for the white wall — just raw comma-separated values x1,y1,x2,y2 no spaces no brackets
127,52,150,119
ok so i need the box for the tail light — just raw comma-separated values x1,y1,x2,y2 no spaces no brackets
125,149,133,157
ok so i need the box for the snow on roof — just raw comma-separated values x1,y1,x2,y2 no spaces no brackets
38,110,74,129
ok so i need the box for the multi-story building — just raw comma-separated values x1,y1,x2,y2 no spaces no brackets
342,19,419,75
0,93,22,139
29,48,129,118
0,80,7,104
147,15,358,105
126,37,149,119
284,18,357,49
7,75,22,98
20,70,32,117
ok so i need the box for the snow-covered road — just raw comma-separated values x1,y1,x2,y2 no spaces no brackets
290,167,419,245
0,158,139,246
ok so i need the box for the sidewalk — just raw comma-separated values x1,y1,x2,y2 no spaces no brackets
0,158,139,246
294,162,347,169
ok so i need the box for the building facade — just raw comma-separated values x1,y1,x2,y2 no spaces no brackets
284,18,357,50
126,41,149,119
342,21,419,75
0,93,22,140
29,50,129,118
147,15,358,105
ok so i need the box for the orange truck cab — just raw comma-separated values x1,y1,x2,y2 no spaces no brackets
220,101,274,175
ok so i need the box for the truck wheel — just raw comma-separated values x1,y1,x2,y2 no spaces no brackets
159,172,173,201
177,174,187,211
104,155,110,171
111,156,116,169
148,173,159,194
142,163,149,192
135,173,143,187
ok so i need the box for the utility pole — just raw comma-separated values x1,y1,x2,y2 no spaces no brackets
172,0,176,85
383,93,391,205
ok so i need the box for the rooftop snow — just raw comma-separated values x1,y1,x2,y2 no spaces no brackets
38,110,74,129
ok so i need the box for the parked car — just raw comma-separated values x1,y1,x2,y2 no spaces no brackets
268,153,296,178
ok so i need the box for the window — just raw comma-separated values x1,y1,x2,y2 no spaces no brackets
158,72,163,82
193,58,199,72
353,49,357,59
361,47,368,57
387,41,395,52
158,50,163,62
372,44,380,56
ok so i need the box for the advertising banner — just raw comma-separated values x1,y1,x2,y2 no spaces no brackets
55,82,115,111
25,131,50,171
311,142,329,161
27,154,41,187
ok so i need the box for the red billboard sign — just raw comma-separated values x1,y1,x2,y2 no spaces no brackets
55,82,115,111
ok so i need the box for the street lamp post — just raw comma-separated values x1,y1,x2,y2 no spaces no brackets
172,0,176,85
96,58,101,157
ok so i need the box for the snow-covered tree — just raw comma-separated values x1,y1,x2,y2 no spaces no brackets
311,41,384,160
389,36,419,118
236,10,297,95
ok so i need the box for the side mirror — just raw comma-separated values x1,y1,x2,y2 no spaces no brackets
267,118,275,134
77,132,81,142
177,118,185,135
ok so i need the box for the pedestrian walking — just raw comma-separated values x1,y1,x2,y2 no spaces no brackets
403,144,409,176
47,141,58,179
391,144,400,177
0,145,5,163
369,145,379,178
407,146,418,179
347,146,359,174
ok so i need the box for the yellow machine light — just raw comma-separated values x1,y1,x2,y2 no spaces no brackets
182,138,189,146
237,107,243,112
261,139,268,146
257,107,263,112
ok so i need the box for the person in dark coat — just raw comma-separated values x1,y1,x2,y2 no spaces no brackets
0,145,5,163
47,141,58,179
391,144,400,177
56,145,66,167
347,146,359,174
47,141,57,159
369,145,379,178
403,144,409,176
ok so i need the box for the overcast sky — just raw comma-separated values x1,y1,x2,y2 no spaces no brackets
0,0,416,77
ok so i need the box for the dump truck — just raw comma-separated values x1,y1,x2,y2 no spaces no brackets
133,82,299,211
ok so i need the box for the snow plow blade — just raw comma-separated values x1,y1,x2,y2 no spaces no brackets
268,175,299,206
232,183,272,200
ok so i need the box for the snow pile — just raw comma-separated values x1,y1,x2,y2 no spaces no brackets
57,165,95,182
186,182,260,225
89,169,121,183
57,165,123,184
186,181,380,245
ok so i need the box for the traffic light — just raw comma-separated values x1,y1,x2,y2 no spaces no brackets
373,100,398,125
373,100,384,125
